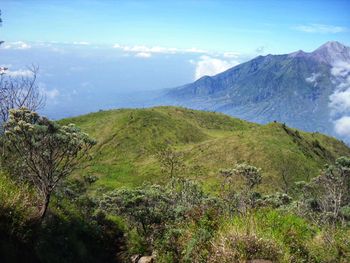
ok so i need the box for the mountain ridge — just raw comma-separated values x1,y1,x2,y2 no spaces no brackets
59,106,350,192
163,41,350,143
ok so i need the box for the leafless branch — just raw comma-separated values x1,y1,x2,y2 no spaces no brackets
0,65,45,124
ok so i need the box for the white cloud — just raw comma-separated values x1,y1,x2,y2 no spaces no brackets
255,46,265,54
329,60,350,140
135,52,152,58
3,41,31,50
38,82,60,100
331,61,350,77
334,116,350,137
72,41,90,45
293,24,347,34
112,44,246,75
329,62,350,116
193,55,239,80
113,44,208,55
223,51,240,58
42,88,60,99
6,69,33,77
330,88,350,115
305,73,321,86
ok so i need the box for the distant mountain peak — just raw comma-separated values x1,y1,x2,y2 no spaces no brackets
311,41,350,64
288,41,350,64
315,41,347,52
288,49,307,58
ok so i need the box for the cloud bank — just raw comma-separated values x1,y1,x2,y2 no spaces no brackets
3,41,31,50
112,43,245,79
329,61,350,141
192,55,239,80
6,69,34,77
113,44,207,58
334,116,350,137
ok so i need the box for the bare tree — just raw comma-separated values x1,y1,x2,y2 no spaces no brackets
0,65,45,124
0,10,44,124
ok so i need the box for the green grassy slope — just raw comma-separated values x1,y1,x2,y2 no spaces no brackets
60,106,350,192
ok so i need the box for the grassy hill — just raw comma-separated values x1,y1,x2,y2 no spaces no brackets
60,106,350,192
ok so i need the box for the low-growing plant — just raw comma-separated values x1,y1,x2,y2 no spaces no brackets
0,172,36,239
209,231,283,262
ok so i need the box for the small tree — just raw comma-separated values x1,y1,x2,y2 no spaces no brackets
100,185,173,244
219,163,262,214
311,157,350,223
2,108,96,220
156,146,185,178
232,163,262,191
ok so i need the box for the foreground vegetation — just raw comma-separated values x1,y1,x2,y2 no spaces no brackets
1,156,350,262
1,107,350,262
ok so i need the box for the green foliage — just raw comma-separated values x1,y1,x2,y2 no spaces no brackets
1,107,350,262
2,108,96,220
100,184,173,240
296,156,350,224
260,192,292,208
156,145,185,178
0,172,35,238
34,202,124,263
210,210,314,262
155,201,221,263
99,177,221,256
306,227,350,262
209,232,283,262
231,163,262,190
219,163,263,214
0,171,124,263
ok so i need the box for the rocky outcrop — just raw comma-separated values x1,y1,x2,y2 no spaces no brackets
131,254,154,263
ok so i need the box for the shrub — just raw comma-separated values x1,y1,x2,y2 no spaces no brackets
99,177,222,257
307,227,350,262
260,192,292,208
209,232,282,262
0,172,36,239
296,157,350,224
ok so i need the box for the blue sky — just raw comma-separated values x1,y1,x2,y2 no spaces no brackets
1,0,350,53
0,0,350,119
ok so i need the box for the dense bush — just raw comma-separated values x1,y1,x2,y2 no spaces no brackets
0,172,124,263
295,156,350,225
209,232,282,262
99,177,221,256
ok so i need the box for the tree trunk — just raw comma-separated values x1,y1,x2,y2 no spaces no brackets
39,193,51,220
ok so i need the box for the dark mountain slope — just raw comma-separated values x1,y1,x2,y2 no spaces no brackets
164,41,350,141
